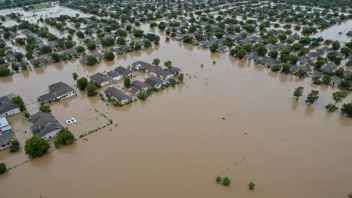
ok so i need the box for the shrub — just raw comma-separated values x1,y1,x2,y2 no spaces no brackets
271,64,281,72
249,182,255,190
325,104,338,112
24,112,30,118
9,139,20,152
54,128,75,148
313,79,322,85
341,102,352,117
25,137,50,158
216,176,222,183
0,163,6,174
39,105,51,112
222,177,231,186
138,91,149,100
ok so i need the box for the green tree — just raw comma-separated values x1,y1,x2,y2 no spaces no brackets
40,46,52,54
11,96,25,111
152,58,160,66
72,72,78,80
222,177,231,186
281,64,291,74
77,77,88,90
0,163,6,174
87,42,96,51
332,40,340,50
216,176,222,183
341,102,352,117
305,90,319,105
15,53,23,62
256,44,267,56
24,137,50,158
327,52,336,61
236,49,247,59
75,45,86,53
182,35,193,44
133,29,144,37
124,78,131,88
249,182,255,190
50,53,61,62
116,37,126,45
54,128,74,148
340,46,350,57
293,86,304,101
9,139,20,153
76,31,84,38
0,67,11,77
289,54,298,64
104,51,115,61
87,56,97,66
86,82,97,96
178,73,184,83
292,43,303,51
138,91,149,100
210,43,219,53
269,50,278,59
243,43,252,52
322,75,331,85
164,60,172,69
39,105,51,112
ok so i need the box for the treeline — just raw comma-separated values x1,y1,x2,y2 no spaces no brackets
281,0,351,8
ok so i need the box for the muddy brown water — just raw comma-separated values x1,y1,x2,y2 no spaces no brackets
1,7,352,198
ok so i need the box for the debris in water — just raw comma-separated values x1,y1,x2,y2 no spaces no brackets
222,118,226,120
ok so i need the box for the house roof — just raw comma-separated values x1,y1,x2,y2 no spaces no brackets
308,52,319,58
29,112,62,138
298,56,311,63
290,65,302,74
0,95,18,115
322,62,337,74
131,80,151,90
90,51,104,59
107,71,121,78
104,86,132,102
90,72,112,85
311,71,323,78
0,132,14,146
346,60,352,67
131,61,153,70
40,82,75,102
129,87,140,95
168,67,181,74
114,66,134,76
145,77,163,87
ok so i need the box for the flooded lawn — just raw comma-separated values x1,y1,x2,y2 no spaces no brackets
0,5,352,198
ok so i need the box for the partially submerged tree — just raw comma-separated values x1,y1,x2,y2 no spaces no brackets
54,128,75,149
326,91,348,112
124,78,131,88
9,139,20,153
0,163,6,174
25,137,50,158
77,77,88,90
305,90,320,105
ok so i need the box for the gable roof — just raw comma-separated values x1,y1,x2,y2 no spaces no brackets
131,61,153,70
145,77,163,87
131,80,151,90
90,72,112,85
104,86,132,102
114,66,134,76
40,82,75,102
30,112,62,138
107,71,121,78
0,94,19,115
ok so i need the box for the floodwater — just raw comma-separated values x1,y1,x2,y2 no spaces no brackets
313,19,352,43
1,7,352,198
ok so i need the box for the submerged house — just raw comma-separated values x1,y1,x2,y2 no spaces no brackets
106,71,122,81
114,66,136,77
29,112,62,140
131,61,153,71
0,93,20,118
104,86,132,105
131,80,151,91
0,117,14,150
39,82,76,103
145,77,164,89
90,72,113,87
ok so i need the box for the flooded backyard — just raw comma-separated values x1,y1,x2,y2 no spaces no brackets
0,5,352,198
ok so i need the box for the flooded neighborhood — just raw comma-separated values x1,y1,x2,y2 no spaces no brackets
0,0,352,198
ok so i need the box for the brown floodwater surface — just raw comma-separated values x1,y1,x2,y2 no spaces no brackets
0,11,352,198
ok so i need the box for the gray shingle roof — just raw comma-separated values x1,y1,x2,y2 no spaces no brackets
0,132,14,147
145,77,163,87
104,87,132,102
40,82,75,103
90,72,112,85
29,112,62,138
0,95,18,115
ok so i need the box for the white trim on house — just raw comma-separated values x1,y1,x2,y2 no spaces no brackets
41,129,61,140
57,91,76,100
0,108,20,118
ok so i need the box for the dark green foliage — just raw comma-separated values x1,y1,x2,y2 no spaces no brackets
87,56,97,66
104,51,115,61
72,72,78,80
9,139,20,153
182,35,193,44
0,163,6,174
24,137,50,158
76,31,84,38
313,79,322,85
325,104,338,112
210,43,218,53
124,78,131,88
11,96,25,111
271,64,281,72
39,105,51,112
152,58,160,66
216,176,222,183
306,90,320,105
86,82,97,96
0,67,10,77
222,177,231,186
77,77,88,90
75,45,86,53
54,128,75,149
50,53,61,63
24,112,30,118
138,91,149,100
342,102,352,117
293,87,304,101
87,43,96,51
322,75,331,85
249,182,255,190
178,74,184,83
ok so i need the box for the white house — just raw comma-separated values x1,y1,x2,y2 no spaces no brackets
90,72,113,87
0,93,21,118
107,71,122,81
0,117,14,150
104,86,132,105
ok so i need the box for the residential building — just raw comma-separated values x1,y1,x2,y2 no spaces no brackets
90,72,113,87
131,80,151,91
0,117,13,150
39,82,76,103
145,77,164,89
131,61,153,70
107,71,122,81
0,93,20,118
168,67,183,76
104,86,132,105
114,66,136,77
29,112,62,140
